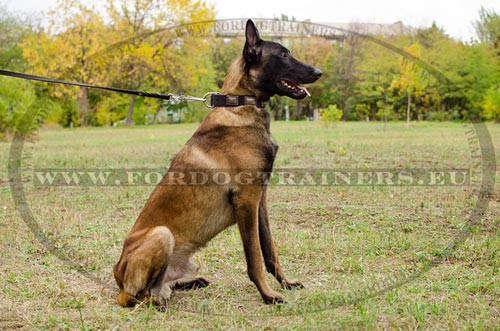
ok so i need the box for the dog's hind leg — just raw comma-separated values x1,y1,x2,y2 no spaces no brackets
168,254,209,291
114,226,174,307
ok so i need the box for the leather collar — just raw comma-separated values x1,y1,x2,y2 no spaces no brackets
209,94,266,109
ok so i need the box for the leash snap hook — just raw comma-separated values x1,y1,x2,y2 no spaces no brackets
170,94,206,103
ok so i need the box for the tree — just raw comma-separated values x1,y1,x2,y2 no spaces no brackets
212,38,242,89
391,43,428,126
7,8,500,126
21,0,107,126
0,76,47,138
354,36,399,121
461,43,500,119
20,0,216,127
106,0,168,125
290,37,337,118
329,31,363,118
0,6,50,137
0,4,37,71
474,7,500,50
103,0,215,124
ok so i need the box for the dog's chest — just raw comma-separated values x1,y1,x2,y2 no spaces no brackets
261,135,278,173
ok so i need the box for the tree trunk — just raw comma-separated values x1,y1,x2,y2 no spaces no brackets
126,95,137,125
406,89,411,127
77,87,90,127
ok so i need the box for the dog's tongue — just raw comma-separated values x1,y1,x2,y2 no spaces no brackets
301,86,311,97
289,80,310,97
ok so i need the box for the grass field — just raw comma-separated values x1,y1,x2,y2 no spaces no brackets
0,121,499,330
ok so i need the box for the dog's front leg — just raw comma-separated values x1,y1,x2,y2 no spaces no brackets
258,188,304,290
235,189,284,304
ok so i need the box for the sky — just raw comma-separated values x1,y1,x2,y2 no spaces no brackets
2,0,500,41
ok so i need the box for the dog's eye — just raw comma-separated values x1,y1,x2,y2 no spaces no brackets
281,51,288,58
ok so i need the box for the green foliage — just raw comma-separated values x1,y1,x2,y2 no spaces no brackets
0,4,52,136
321,104,343,122
375,100,399,121
19,0,216,127
483,86,500,122
267,96,298,120
0,76,42,137
354,103,371,120
1,4,500,126
212,39,242,88
460,43,500,119
183,103,210,123
94,94,126,126
0,4,34,71
474,7,500,48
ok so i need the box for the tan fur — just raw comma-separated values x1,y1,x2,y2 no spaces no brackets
221,56,253,95
114,52,303,308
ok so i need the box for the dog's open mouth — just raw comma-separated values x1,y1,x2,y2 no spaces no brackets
276,79,311,98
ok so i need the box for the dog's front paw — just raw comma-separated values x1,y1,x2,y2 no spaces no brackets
262,291,285,304
281,279,304,290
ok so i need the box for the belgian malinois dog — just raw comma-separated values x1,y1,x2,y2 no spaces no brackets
114,19,322,307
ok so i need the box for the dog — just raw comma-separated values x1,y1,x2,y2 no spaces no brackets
113,19,322,307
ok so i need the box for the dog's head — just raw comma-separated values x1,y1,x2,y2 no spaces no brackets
243,19,322,100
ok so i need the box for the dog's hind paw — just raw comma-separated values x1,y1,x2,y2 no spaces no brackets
262,291,285,304
150,295,169,310
149,285,172,310
173,277,210,291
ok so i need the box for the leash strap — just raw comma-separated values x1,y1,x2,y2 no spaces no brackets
0,69,265,109
0,69,173,100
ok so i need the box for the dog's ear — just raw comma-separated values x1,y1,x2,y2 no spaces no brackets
243,19,262,65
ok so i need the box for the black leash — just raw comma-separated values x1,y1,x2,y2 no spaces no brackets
0,69,265,109
0,69,173,100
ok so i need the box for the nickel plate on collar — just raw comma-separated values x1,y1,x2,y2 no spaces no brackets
226,95,239,106
245,96,256,105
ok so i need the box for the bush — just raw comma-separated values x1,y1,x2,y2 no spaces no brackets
183,103,209,123
427,111,451,121
0,76,44,139
320,104,343,123
354,103,371,120
483,86,500,122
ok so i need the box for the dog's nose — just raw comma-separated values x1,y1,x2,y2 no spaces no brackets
313,68,322,78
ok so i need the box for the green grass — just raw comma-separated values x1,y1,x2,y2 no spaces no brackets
0,121,499,330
